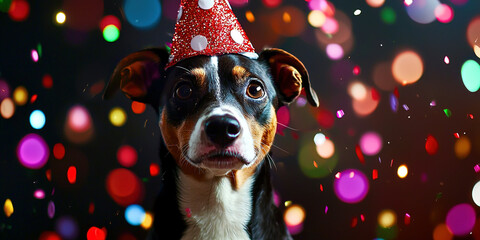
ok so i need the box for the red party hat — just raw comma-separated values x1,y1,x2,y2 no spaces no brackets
166,0,257,69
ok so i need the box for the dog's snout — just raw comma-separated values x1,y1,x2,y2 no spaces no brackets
204,115,241,147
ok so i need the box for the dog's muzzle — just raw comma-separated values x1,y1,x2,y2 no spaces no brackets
204,114,241,148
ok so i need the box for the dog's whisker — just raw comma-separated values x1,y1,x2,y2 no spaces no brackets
262,142,290,154
175,65,192,74
276,122,299,131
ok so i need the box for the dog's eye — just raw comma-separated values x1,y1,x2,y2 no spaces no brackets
175,83,193,100
246,80,265,99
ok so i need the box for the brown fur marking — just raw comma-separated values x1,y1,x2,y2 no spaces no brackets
229,106,277,189
190,68,206,86
160,109,206,180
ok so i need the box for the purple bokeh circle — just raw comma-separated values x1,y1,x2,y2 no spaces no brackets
334,169,369,203
446,203,476,236
17,133,49,169
0,79,10,101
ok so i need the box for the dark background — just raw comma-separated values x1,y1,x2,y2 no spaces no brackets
1,0,480,239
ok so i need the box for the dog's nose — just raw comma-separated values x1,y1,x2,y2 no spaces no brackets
204,115,241,147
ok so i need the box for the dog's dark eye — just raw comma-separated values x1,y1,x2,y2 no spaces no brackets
246,80,264,99
175,83,193,100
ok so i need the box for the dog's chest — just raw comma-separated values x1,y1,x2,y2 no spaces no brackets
178,171,253,240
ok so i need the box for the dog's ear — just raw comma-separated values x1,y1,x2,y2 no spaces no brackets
259,48,319,107
103,48,169,104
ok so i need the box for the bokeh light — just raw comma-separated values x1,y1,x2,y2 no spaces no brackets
299,135,338,178
245,10,255,23
124,0,161,29
63,0,103,31
53,143,66,160
117,145,138,167
30,110,46,130
17,134,49,169
55,216,79,240
8,0,30,21
314,133,326,145
308,10,326,28
316,138,335,159
326,43,344,60
276,106,290,133
392,50,424,85
87,226,106,240
39,231,61,240
366,0,385,8
373,61,398,91
100,15,121,30
262,0,281,8
405,0,441,24
454,136,471,159
472,181,480,207
42,74,53,89
0,79,11,100
48,201,55,219
67,166,77,184
445,203,476,236
450,0,468,5
359,132,383,156
125,204,146,226
308,0,328,11
433,223,453,240
109,107,127,127
0,0,12,12
474,45,480,59
106,168,143,206
378,209,397,228
31,49,39,62
56,11,66,24
434,4,453,23
352,88,379,117
381,7,396,24
397,164,408,178
67,105,92,132
334,169,369,203
461,60,480,92
425,135,439,155
321,17,339,35
141,212,153,229
103,25,120,42
466,16,480,48
284,204,305,228
131,101,146,114
271,7,306,37
13,86,28,106
1,98,15,119
34,189,45,199
149,163,160,176
229,0,248,8
4,198,13,217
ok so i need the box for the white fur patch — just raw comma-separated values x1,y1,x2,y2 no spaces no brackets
178,171,254,240
210,56,221,100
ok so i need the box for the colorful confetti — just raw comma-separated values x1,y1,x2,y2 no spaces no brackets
1,0,480,239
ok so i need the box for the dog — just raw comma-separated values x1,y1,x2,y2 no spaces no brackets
104,47,319,239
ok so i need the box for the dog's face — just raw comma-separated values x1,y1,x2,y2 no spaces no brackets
160,54,279,177
105,48,318,183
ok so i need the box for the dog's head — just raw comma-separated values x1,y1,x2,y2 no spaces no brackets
105,48,318,182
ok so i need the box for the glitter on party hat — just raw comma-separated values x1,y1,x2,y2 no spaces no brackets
166,0,257,69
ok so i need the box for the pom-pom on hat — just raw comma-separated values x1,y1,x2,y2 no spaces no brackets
166,0,257,69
